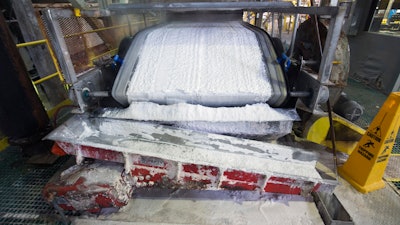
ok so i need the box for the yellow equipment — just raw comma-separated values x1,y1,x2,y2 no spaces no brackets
338,92,400,193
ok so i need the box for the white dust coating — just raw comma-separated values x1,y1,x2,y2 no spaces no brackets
59,162,132,207
48,116,322,181
74,192,323,225
334,178,400,225
126,22,272,105
102,102,299,122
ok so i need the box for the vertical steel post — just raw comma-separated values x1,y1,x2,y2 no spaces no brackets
309,5,348,111
288,0,300,57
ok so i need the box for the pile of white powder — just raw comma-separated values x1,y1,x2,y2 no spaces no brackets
126,22,272,106
102,102,299,122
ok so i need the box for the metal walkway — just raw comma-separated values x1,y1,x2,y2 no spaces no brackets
0,147,69,224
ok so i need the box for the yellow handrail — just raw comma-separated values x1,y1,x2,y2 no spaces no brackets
16,39,46,48
33,72,59,85
16,39,65,85
44,39,65,84
89,48,118,61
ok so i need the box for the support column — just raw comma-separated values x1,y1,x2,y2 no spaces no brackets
0,12,51,154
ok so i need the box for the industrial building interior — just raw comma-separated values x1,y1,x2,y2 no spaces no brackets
0,0,400,224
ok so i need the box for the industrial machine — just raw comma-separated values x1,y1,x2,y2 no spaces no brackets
41,1,353,214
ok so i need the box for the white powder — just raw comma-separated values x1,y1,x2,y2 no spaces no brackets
49,116,321,180
126,22,272,106
101,102,299,136
102,102,299,122
60,162,132,206
74,191,324,225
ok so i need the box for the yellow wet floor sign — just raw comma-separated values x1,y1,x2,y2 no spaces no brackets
338,92,400,193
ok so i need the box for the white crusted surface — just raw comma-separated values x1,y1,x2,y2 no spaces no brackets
101,102,298,136
126,22,272,106
102,102,299,122
47,116,322,181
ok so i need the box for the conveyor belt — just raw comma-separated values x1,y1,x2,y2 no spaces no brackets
112,21,287,107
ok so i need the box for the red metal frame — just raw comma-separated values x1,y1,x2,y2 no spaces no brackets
44,142,330,212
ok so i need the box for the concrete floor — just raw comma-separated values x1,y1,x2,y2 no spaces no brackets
335,177,400,225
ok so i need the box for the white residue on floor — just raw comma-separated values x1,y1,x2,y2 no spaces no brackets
126,22,272,106
334,177,400,225
73,191,324,225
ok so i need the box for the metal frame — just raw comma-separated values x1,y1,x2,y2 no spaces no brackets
16,39,65,86
43,1,350,112
43,9,86,112
107,2,338,16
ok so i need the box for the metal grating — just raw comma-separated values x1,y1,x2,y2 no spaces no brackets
40,9,160,76
393,137,400,154
392,181,400,189
57,16,108,73
0,147,70,224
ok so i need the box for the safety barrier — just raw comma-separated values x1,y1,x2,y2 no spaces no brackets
16,39,64,85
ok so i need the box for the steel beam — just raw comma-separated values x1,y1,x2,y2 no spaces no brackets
108,2,338,16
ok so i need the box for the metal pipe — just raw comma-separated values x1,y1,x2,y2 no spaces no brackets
89,48,118,61
16,39,46,48
33,72,59,85
288,0,301,58
44,39,66,85
314,15,323,57
15,38,65,85
327,99,339,179
88,91,110,97
290,91,311,98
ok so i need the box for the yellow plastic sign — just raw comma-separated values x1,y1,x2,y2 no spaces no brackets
338,92,400,193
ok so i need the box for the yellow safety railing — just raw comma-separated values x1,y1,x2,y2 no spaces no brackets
89,48,118,62
16,39,65,85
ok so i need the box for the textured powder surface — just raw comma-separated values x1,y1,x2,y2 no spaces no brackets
101,102,299,136
126,22,272,106
102,102,299,122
